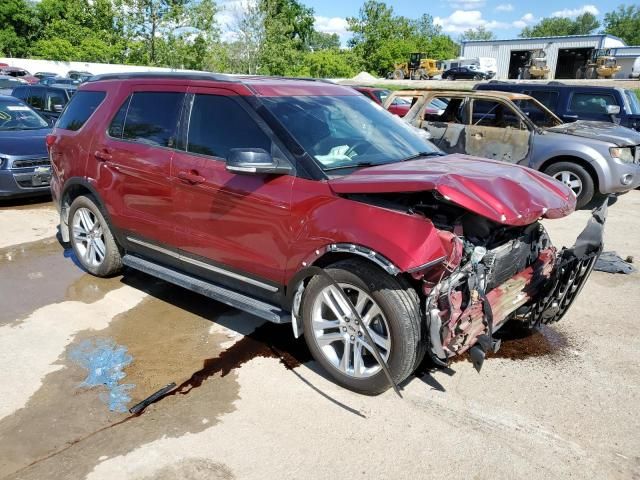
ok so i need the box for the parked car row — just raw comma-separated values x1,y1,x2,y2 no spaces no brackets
40,73,610,395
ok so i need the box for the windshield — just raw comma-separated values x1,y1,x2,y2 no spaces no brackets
372,89,391,104
261,95,442,171
625,90,640,115
513,98,562,128
0,100,48,130
0,78,21,89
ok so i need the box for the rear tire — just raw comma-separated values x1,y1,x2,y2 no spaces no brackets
544,161,595,209
301,259,424,395
68,195,123,277
393,69,405,80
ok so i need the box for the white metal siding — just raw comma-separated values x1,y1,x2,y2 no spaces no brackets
461,36,622,79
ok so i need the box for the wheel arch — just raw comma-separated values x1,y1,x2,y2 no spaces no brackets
59,178,118,244
539,155,600,194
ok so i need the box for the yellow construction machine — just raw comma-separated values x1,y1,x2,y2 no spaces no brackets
518,50,550,79
576,49,622,79
388,53,442,80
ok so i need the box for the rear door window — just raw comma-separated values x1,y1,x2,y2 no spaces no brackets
56,90,106,131
569,93,617,114
119,92,184,147
186,94,271,159
525,90,559,111
471,100,523,129
28,87,46,110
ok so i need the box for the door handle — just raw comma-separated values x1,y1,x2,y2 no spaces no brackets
473,132,483,139
94,149,113,162
177,170,206,184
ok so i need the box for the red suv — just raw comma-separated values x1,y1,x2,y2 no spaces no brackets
49,73,606,394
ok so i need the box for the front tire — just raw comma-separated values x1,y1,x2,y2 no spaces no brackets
68,195,123,277
544,161,595,209
301,259,423,395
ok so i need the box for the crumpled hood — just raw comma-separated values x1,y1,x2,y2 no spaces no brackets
546,120,640,146
328,154,576,226
0,128,50,156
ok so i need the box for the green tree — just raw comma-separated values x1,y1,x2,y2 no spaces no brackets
520,13,600,37
259,0,315,75
602,5,640,45
459,26,496,42
225,0,265,74
298,49,360,78
31,0,125,62
0,0,39,57
308,31,341,51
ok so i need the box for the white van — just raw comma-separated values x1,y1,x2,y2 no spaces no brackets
630,56,640,79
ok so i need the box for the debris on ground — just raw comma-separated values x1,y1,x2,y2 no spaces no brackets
351,71,379,83
594,251,635,274
69,338,135,412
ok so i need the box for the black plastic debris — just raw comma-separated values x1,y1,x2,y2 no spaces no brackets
594,251,635,274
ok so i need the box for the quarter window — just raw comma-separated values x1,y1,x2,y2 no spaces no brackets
56,91,106,131
186,94,271,159
569,93,617,114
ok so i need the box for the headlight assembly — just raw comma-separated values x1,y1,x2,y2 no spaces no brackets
610,147,634,164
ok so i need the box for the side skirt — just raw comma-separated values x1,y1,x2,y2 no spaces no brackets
122,254,291,324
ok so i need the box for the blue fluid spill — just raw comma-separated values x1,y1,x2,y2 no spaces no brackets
69,338,135,412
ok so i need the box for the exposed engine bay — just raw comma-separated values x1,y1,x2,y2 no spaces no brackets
345,191,608,372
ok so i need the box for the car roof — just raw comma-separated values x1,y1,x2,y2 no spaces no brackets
0,94,23,102
479,81,622,92
86,72,360,97
391,88,531,101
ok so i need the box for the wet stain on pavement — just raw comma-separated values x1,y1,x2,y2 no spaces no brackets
488,324,569,360
416,324,571,377
0,238,123,325
0,198,52,211
137,458,235,480
0,271,289,480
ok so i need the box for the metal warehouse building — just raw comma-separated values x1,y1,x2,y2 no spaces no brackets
461,34,629,80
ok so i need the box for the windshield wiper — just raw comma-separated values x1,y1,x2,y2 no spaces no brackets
401,151,445,161
323,161,377,172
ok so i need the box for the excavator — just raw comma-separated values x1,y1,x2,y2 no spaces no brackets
576,49,622,79
388,53,442,80
518,50,550,79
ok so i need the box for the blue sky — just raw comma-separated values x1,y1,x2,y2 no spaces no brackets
300,0,622,42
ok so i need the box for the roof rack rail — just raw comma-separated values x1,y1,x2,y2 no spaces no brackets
86,71,239,83
547,81,565,86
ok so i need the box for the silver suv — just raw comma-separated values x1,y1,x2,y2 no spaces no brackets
386,89,640,207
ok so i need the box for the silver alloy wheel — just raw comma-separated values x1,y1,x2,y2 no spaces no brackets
71,207,106,267
311,283,391,378
553,171,583,197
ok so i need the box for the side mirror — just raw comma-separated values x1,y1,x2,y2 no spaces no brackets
606,105,620,115
226,148,291,175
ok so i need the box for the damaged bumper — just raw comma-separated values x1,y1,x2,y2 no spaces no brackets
428,198,608,369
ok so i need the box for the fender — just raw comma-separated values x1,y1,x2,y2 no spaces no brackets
58,177,122,245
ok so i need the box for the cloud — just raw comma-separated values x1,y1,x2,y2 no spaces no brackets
551,5,599,18
435,10,508,33
495,3,514,12
512,13,536,28
435,10,537,33
314,16,349,37
450,0,486,10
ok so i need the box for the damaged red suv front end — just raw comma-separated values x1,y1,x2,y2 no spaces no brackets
328,155,606,371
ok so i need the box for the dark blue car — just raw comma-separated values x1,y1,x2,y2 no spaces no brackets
0,95,52,199
474,81,640,131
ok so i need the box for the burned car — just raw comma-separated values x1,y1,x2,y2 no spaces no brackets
50,74,605,395
385,89,640,208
